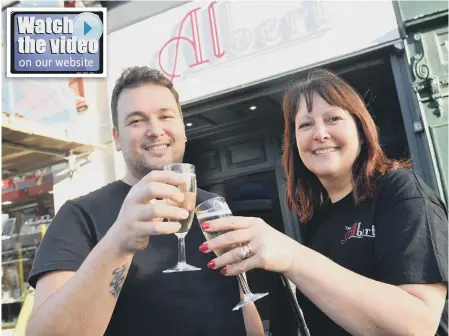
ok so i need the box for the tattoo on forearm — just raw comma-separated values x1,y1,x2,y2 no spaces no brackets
109,263,129,298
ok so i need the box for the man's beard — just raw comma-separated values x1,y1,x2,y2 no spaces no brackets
126,153,184,180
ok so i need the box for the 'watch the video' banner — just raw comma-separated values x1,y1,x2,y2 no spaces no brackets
7,7,107,78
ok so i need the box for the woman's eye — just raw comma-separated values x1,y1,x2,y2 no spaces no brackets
329,116,342,122
129,119,142,125
161,115,174,119
298,122,311,130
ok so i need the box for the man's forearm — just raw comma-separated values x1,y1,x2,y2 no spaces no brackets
27,231,134,336
239,274,265,336
242,302,264,336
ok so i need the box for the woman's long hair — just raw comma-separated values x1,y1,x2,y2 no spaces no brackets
282,69,410,223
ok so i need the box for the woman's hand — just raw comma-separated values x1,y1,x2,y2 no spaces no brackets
199,216,298,275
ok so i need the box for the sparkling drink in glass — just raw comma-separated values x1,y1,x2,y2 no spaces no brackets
162,163,201,273
195,196,269,310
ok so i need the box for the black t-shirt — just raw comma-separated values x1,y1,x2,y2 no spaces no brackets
29,181,246,336
296,168,448,335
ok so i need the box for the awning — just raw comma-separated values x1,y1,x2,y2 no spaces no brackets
2,113,103,179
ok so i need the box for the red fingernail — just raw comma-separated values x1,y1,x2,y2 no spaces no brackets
201,223,210,230
199,243,208,252
207,260,216,269
220,268,227,275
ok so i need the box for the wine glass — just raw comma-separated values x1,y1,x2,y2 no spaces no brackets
162,163,201,273
195,196,269,310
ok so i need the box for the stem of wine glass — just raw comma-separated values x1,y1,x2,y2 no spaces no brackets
178,236,186,264
237,274,252,295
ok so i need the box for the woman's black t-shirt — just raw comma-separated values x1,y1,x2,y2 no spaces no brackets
296,168,448,335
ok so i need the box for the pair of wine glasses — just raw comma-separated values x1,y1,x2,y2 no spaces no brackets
161,163,269,311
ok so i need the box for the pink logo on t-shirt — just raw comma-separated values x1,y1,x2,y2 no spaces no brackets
340,222,375,244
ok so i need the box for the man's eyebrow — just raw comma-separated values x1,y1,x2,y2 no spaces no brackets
124,108,178,122
158,108,176,114
125,111,147,120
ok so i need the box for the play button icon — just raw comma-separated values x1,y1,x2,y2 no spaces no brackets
84,21,92,35
73,12,103,40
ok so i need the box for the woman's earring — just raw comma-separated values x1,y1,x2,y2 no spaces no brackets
184,136,188,142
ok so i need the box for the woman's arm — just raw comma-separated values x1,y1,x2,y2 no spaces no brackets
284,242,447,336
201,210,447,336
202,170,447,335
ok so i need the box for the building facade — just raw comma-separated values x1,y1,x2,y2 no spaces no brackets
106,1,448,332
107,0,447,236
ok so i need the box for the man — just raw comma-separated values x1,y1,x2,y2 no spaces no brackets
26,67,264,335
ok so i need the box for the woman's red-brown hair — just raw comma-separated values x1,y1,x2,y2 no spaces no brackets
282,69,410,223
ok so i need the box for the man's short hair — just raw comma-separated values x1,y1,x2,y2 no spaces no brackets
110,66,182,129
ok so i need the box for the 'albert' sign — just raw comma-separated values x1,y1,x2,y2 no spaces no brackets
108,1,400,104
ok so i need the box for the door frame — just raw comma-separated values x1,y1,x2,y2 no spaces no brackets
390,48,442,196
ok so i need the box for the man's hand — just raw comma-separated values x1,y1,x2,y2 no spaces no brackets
108,170,190,254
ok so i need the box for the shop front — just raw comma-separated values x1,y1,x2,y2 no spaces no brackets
2,169,54,324
1,86,102,331
108,0,441,211
1,63,103,334
108,1,439,334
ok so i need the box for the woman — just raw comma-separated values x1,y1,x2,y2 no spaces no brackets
198,69,448,335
